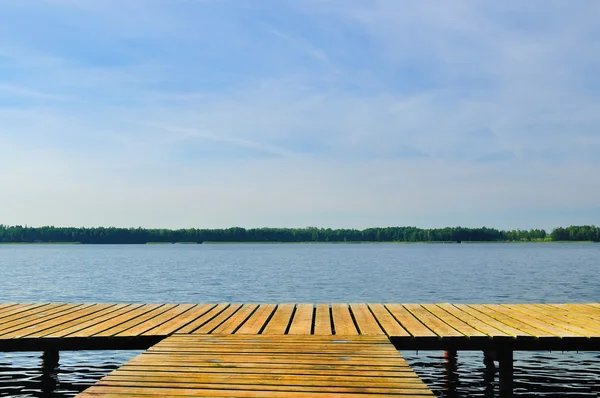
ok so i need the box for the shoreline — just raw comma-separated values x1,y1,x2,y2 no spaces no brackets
0,241,597,245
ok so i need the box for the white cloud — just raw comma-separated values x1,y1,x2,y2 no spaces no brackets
0,0,599,228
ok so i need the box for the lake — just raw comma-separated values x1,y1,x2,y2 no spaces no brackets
0,243,599,396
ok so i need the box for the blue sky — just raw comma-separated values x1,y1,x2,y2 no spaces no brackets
1,0,599,230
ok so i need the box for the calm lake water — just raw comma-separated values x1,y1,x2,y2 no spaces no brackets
0,243,599,397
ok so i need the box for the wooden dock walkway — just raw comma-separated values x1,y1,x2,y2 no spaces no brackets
1,302,600,396
78,335,434,397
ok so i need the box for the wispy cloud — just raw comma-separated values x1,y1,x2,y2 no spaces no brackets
0,0,599,228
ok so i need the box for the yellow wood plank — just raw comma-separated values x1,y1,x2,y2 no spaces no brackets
118,364,416,377
211,304,258,334
79,386,432,398
168,334,388,342
332,304,358,335
436,303,512,338
421,304,487,338
385,304,436,338
468,305,555,338
106,371,423,384
235,304,276,335
69,304,163,338
367,303,410,337
349,303,384,335
51,304,143,338
116,304,196,337
261,304,295,335
95,305,178,337
557,304,600,321
402,304,464,338
142,304,216,335
147,346,400,356
529,304,600,334
0,303,50,320
0,303,19,315
0,303,85,337
11,304,118,338
0,303,67,333
288,304,314,335
176,303,230,334
504,304,597,337
95,380,432,395
313,304,332,335
483,304,581,337
194,304,243,334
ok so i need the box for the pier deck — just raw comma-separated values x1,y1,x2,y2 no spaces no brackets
1,302,600,396
1,302,599,351
78,334,434,397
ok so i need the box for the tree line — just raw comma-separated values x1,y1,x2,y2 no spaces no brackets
0,224,598,244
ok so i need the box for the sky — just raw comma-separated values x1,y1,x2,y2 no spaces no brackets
1,0,599,230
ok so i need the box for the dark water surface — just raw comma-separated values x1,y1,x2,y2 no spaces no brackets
0,243,599,397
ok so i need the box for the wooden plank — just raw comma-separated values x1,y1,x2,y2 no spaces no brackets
94,380,432,395
0,303,18,315
117,364,416,377
545,304,600,322
235,304,276,335
0,303,85,337
115,304,196,337
0,303,51,321
436,304,512,338
211,304,258,334
147,346,400,356
421,304,487,338
8,304,118,338
122,358,410,372
142,304,216,335
261,304,295,335
313,304,332,335
349,303,384,335
51,304,143,338
100,376,428,391
193,304,243,334
368,304,410,337
79,386,433,398
560,304,600,321
453,304,531,338
104,371,423,384
332,304,358,335
385,304,436,338
468,305,556,338
95,305,179,337
0,303,67,333
167,334,388,342
528,304,600,334
288,304,314,335
176,303,230,334
68,304,163,338
403,304,464,338
482,304,581,338
504,304,597,337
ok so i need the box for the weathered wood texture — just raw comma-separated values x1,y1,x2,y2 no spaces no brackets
77,334,435,397
1,303,600,351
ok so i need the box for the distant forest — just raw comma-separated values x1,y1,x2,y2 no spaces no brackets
0,225,598,244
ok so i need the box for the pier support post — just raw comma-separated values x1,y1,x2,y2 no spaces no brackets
41,349,60,394
498,349,513,397
444,350,458,397
483,349,496,370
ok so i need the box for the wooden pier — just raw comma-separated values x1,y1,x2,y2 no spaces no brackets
1,302,600,396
